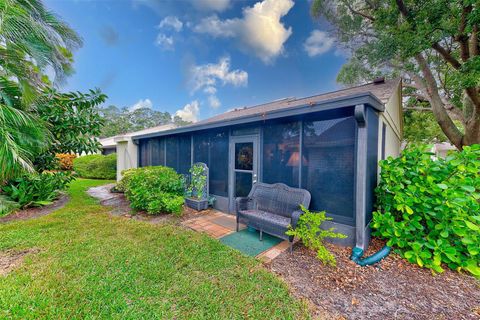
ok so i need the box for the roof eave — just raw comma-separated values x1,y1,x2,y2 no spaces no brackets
132,92,384,140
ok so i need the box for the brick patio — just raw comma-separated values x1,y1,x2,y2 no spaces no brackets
182,210,291,263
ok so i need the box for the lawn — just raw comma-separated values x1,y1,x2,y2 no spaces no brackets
0,179,308,319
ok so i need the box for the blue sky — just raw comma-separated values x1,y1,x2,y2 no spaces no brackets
45,0,346,122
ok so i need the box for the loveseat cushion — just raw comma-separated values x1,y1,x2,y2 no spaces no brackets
239,209,291,229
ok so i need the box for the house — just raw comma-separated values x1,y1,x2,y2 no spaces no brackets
99,136,117,155
114,78,403,250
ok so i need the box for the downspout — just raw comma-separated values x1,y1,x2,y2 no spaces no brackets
350,245,391,266
352,104,391,266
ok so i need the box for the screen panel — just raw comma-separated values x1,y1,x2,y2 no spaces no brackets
302,115,356,223
192,129,228,196
262,120,300,187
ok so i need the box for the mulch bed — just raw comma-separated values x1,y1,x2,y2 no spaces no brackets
0,194,69,224
87,184,209,224
269,238,480,319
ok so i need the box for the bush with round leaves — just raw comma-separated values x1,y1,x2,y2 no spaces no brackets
372,144,480,277
120,166,185,215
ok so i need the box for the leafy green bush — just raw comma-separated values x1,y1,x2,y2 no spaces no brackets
116,168,136,192
1,171,74,209
372,145,480,277
286,205,347,266
73,154,116,179
120,166,185,215
0,195,20,217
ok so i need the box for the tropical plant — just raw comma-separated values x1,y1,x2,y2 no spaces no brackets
0,195,20,217
73,154,117,180
1,171,74,208
36,89,107,170
311,0,480,149
372,145,480,277
0,0,82,180
120,166,185,215
286,205,347,266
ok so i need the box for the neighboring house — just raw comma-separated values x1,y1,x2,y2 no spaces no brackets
99,136,117,155
113,78,403,250
432,142,456,158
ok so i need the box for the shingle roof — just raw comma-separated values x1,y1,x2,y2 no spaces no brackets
194,78,399,127
131,78,400,139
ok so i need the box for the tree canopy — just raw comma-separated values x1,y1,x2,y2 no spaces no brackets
35,89,107,170
0,0,82,180
312,0,480,149
98,106,191,138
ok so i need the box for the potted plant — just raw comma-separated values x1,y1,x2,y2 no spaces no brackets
185,163,209,211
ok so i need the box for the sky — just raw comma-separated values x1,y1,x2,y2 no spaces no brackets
44,0,347,122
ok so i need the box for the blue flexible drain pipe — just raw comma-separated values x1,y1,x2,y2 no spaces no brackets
350,245,391,266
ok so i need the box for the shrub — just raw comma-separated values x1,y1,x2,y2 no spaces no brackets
372,145,480,277
1,171,74,208
286,205,347,266
116,168,136,192
0,195,20,217
120,166,185,215
73,154,116,179
56,153,77,170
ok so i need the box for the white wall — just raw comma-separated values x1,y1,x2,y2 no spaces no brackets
378,80,403,161
115,136,138,181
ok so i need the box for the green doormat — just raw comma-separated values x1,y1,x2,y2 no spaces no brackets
219,229,283,257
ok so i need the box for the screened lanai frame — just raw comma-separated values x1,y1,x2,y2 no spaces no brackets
134,92,384,247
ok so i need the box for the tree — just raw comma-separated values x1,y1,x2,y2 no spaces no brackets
36,89,107,170
0,0,82,180
312,0,480,149
98,106,191,137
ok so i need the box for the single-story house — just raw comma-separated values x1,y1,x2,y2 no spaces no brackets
114,78,403,250
99,136,117,155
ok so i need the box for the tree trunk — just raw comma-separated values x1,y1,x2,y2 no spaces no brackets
463,113,480,146
415,55,465,150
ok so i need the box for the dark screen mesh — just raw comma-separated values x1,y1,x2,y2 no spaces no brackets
262,121,300,187
166,135,191,174
151,138,164,166
302,116,356,223
193,130,228,196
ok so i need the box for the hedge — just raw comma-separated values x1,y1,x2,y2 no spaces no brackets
73,154,116,180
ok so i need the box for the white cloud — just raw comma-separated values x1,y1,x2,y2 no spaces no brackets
208,95,221,109
193,0,294,63
130,98,153,111
187,56,247,109
304,30,335,57
188,56,248,94
203,86,217,94
191,0,231,12
193,15,237,37
175,100,200,122
158,16,183,32
155,33,174,50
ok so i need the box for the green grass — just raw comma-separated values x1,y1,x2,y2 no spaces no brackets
0,179,308,319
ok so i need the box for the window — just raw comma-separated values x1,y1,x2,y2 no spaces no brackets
193,130,228,197
262,121,300,187
302,115,356,224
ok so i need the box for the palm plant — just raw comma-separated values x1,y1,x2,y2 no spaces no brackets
0,0,82,180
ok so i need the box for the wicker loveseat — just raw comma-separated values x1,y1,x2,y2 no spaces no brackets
236,182,311,252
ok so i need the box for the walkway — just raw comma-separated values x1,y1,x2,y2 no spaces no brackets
182,210,291,263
